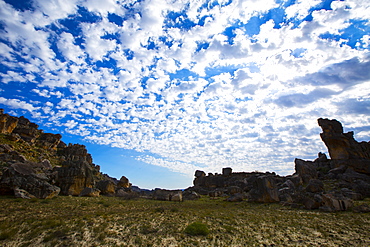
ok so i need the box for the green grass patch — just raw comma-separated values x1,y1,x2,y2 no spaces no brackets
184,222,210,236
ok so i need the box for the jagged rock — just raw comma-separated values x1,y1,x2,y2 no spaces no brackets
294,158,317,183
0,163,60,199
79,187,100,197
36,133,62,150
12,116,42,143
320,194,353,211
96,180,116,195
0,110,18,134
55,144,95,196
248,175,279,203
318,118,370,160
117,176,130,188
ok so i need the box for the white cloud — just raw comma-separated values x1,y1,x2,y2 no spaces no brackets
1,0,370,181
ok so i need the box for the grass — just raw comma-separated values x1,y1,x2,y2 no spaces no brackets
0,195,369,246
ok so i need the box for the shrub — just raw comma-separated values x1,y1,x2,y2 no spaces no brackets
184,222,209,236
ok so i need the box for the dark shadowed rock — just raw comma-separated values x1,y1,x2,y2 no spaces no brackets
183,190,200,200
294,158,317,183
0,163,60,199
248,175,279,203
222,167,232,176
320,194,353,211
305,179,324,193
195,170,206,178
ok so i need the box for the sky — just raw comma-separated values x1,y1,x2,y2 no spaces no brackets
0,0,369,189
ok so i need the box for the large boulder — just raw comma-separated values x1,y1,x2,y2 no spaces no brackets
152,189,183,201
248,175,279,203
117,176,130,188
320,194,353,211
96,179,116,195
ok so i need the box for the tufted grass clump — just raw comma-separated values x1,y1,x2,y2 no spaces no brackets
184,222,209,236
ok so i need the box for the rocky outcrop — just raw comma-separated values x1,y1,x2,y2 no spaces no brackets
55,144,96,196
318,118,370,175
188,118,370,211
0,163,60,199
0,110,133,199
0,110,18,134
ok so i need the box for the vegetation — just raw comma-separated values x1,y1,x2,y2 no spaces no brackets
0,195,369,246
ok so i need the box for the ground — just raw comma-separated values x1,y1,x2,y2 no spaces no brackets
0,196,369,246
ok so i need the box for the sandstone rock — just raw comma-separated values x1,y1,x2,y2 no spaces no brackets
12,116,41,143
36,133,62,150
79,187,100,197
55,144,95,196
294,158,317,184
318,118,370,160
117,176,130,188
96,180,116,195
0,111,18,134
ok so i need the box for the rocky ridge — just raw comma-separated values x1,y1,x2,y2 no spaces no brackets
186,118,370,211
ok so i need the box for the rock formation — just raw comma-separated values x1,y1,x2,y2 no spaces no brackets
0,109,132,199
187,118,370,211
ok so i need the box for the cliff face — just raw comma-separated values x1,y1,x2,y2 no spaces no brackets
0,110,131,199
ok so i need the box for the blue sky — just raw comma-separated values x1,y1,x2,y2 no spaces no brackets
0,0,369,189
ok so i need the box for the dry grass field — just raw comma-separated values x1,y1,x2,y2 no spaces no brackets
0,195,369,247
